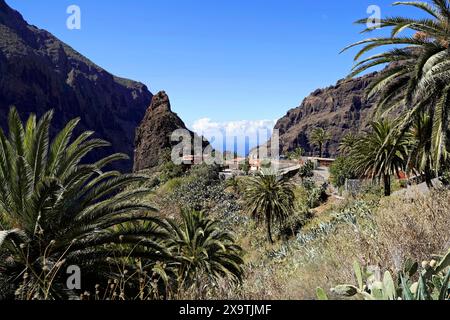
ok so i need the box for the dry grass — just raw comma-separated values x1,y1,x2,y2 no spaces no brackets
9,187,448,300
373,189,450,270
216,189,450,300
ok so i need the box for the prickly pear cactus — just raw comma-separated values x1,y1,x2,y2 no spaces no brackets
329,261,397,300
326,249,450,301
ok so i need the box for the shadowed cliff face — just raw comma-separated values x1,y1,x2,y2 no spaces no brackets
274,72,379,157
0,0,152,172
134,91,210,172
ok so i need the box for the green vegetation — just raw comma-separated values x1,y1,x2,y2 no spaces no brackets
230,189,449,300
2,0,450,302
338,133,358,155
323,249,450,300
348,120,411,196
287,147,304,160
220,0,450,297
239,158,251,175
329,157,356,188
164,209,243,298
0,108,166,299
243,170,295,244
0,108,243,300
409,113,436,186
1,104,449,300
298,160,315,182
310,128,331,157
302,179,328,208
159,160,186,184
343,0,450,184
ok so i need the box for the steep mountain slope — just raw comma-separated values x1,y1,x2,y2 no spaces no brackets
0,0,152,171
274,72,379,157
134,91,209,172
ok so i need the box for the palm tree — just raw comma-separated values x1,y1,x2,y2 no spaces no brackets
244,170,295,244
342,0,450,178
310,128,331,157
0,107,166,299
408,112,436,186
349,120,412,196
164,209,243,295
338,132,358,155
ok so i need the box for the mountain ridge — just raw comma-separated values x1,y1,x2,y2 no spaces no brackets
134,91,211,172
0,0,153,171
272,71,379,157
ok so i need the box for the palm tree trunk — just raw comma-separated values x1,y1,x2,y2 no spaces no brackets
319,143,323,158
424,159,434,188
383,174,391,196
423,112,434,188
266,217,274,244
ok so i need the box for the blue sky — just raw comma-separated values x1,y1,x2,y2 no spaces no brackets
6,0,422,153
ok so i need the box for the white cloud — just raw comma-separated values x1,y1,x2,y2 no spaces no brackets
190,118,277,155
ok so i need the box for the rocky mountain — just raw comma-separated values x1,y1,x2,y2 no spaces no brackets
0,0,153,171
134,91,209,172
274,72,379,157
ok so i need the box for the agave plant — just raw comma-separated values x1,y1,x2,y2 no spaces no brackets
244,169,295,244
342,0,450,180
0,107,167,299
164,209,243,295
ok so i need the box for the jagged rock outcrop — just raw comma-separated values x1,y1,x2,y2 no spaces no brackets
0,0,152,171
134,91,208,171
274,72,379,157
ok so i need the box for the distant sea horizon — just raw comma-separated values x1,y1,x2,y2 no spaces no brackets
190,119,276,157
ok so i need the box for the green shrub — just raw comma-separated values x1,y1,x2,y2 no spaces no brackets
302,179,328,208
188,163,221,182
287,147,304,160
159,161,186,183
281,207,313,238
239,158,251,175
161,177,188,193
169,175,239,218
261,160,272,169
329,157,356,188
440,170,450,186
299,161,315,181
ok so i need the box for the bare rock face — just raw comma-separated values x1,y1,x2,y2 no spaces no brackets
134,91,206,171
0,0,152,171
274,72,379,157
